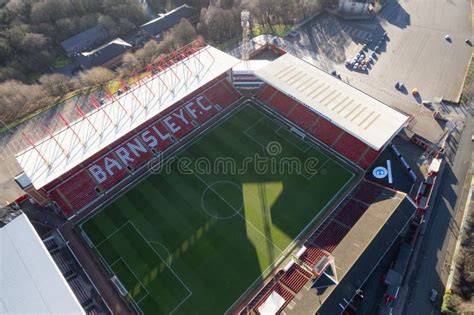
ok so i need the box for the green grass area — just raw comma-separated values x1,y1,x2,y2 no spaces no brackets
252,24,292,37
53,54,72,68
80,103,357,314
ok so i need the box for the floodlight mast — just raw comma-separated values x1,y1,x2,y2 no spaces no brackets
241,10,251,61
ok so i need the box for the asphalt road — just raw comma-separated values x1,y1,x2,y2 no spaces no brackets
398,113,473,314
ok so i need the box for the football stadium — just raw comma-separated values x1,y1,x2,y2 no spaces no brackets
10,40,415,315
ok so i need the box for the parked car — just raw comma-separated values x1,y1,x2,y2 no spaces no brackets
422,101,434,110
429,289,438,303
465,38,472,45
395,81,400,89
445,34,451,41
286,30,300,39
331,70,337,76
362,65,367,71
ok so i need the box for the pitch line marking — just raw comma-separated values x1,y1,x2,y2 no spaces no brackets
119,257,150,301
192,172,284,253
201,180,244,220
148,240,173,265
96,220,132,248
128,221,193,314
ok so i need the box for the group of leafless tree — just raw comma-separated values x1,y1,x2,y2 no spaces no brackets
0,0,331,126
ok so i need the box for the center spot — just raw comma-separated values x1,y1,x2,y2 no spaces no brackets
201,181,243,219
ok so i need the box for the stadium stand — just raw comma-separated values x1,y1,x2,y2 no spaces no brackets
203,80,241,108
253,282,294,314
256,84,279,103
358,147,380,169
353,181,385,204
164,106,196,139
279,264,311,294
247,271,284,310
112,136,153,169
183,96,219,125
310,221,350,253
310,117,344,147
287,103,321,131
44,237,59,252
49,170,98,216
261,88,298,116
335,199,369,227
299,246,328,266
52,250,74,278
40,76,242,216
332,132,369,163
91,152,129,190
68,276,92,306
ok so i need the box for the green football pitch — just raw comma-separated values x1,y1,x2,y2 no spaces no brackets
80,103,358,315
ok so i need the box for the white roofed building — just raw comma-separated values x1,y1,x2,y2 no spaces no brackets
254,53,408,169
0,212,85,314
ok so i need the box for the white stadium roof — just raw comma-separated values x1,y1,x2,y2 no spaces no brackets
0,213,85,314
254,53,408,150
16,46,240,189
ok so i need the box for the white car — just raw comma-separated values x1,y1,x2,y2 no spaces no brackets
445,35,451,41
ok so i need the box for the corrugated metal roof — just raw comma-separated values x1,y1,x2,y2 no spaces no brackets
254,53,408,150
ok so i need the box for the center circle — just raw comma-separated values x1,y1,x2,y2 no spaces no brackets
201,181,243,219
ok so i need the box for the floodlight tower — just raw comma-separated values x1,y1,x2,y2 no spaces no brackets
241,10,251,61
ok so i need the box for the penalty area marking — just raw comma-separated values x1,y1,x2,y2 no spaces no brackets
128,221,192,315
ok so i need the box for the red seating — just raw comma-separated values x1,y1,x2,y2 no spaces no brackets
312,221,350,253
51,170,98,215
287,104,320,131
280,264,311,293
310,117,344,146
203,80,240,108
300,246,328,266
267,90,298,116
183,95,219,125
332,132,369,163
358,148,380,169
113,136,153,169
141,121,174,151
335,199,369,227
256,85,278,103
249,273,283,310
90,152,128,190
161,106,196,139
353,181,384,204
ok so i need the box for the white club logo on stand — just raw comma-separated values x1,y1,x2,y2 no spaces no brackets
372,166,388,179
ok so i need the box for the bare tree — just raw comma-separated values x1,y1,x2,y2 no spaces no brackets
76,67,115,88
39,73,73,97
